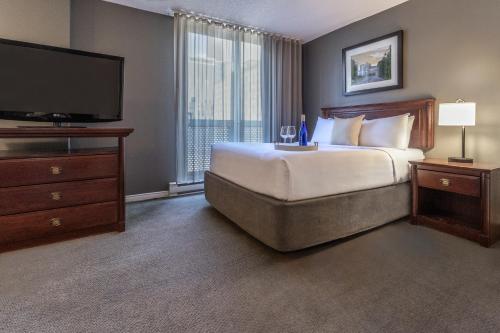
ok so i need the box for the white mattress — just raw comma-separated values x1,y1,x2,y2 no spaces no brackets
210,143,424,201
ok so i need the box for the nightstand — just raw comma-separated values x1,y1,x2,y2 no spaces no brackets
410,159,500,247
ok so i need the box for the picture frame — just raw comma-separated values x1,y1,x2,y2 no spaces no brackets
343,30,403,96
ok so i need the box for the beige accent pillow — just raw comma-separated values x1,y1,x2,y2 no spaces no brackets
331,115,365,146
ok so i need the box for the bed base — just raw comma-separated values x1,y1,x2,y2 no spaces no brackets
205,171,411,252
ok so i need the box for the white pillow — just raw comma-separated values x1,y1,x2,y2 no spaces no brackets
359,114,409,149
311,117,334,144
406,115,415,148
331,115,365,146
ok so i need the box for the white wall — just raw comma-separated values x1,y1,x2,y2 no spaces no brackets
0,0,70,148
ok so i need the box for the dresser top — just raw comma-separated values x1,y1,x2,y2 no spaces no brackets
0,147,119,160
410,158,500,172
0,127,133,138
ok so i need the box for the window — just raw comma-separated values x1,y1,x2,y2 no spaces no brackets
178,25,264,184
175,14,302,185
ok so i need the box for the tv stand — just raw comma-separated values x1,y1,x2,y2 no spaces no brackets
0,127,133,252
17,123,86,129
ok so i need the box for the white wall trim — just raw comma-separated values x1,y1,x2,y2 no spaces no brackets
126,191,170,203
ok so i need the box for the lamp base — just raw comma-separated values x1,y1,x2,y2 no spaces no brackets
448,157,474,163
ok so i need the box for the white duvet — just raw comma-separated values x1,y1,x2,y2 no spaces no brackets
210,143,424,201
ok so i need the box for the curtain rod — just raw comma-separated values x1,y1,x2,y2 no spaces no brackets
171,9,301,42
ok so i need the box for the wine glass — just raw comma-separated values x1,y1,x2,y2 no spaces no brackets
287,126,296,144
280,126,288,143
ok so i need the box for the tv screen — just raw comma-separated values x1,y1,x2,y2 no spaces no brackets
0,38,123,123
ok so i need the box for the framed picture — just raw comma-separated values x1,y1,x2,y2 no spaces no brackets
343,30,403,96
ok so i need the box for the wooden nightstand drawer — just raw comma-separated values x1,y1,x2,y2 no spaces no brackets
417,169,480,197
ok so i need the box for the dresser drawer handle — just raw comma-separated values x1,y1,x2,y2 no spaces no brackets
51,192,62,201
50,218,61,227
50,166,62,175
440,178,451,187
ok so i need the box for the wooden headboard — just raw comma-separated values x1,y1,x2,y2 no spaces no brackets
321,98,435,150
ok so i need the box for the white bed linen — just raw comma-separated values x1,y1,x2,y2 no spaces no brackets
210,143,424,201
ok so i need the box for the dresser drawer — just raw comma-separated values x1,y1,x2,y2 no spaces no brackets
0,202,118,244
417,169,480,197
0,154,118,187
0,178,117,216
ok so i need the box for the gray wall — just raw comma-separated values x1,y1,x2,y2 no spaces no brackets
71,0,175,195
303,0,500,162
0,0,69,48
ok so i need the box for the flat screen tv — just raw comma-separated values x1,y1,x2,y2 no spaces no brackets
0,38,124,123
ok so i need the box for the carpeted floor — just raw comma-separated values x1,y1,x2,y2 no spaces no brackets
1,194,500,333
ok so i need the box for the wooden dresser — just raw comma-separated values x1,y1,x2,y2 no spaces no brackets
0,127,133,252
410,159,500,247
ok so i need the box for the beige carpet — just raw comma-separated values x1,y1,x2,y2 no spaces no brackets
1,194,500,333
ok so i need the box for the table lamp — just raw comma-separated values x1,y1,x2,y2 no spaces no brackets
438,99,476,163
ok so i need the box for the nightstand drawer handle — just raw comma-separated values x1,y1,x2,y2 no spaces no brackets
440,178,451,187
51,192,62,201
50,166,62,175
50,218,61,227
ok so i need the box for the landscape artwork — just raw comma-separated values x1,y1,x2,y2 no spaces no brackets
350,45,391,85
343,31,403,96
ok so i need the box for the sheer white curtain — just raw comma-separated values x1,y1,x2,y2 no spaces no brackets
174,13,302,184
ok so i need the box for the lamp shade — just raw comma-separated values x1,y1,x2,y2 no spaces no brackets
439,102,476,126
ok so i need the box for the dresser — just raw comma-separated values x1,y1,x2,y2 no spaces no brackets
0,127,133,252
410,159,500,247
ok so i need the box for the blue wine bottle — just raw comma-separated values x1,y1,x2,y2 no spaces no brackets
299,114,308,146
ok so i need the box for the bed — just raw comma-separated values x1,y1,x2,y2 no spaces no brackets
205,98,435,252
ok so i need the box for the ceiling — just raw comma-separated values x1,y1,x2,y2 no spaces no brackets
102,0,407,42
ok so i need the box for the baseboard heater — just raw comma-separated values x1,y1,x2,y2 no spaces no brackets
169,182,204,196
125,182,204,203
